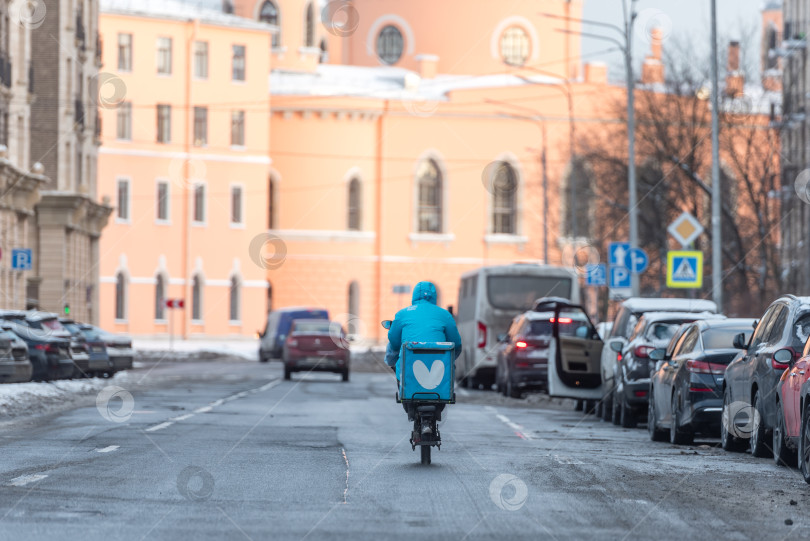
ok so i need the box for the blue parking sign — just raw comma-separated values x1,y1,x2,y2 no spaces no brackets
11,249,32,270
586,264,606,287
610,266,631,289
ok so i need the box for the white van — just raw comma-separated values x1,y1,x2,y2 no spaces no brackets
455,264,580,388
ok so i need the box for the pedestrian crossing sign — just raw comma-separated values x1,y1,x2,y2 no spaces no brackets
666,251,703,289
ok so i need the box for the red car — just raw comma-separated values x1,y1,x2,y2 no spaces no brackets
282,319,350,382
776,330,810,476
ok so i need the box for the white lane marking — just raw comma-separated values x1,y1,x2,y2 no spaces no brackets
495,413,535,440
341,447,350,504
194,406,213,414
145,421,173,432
9,474,47,487
210,399,225,407
258,380,281,392
170,413,194,422
96,445,120,453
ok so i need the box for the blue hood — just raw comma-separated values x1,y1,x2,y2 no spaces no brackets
411,281,437,305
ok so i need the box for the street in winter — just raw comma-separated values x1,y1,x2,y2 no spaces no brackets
2,0,810,539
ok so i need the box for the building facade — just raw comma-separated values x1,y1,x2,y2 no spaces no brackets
97,0,273,337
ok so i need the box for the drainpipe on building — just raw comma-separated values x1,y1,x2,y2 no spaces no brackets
375,100,388,342
182,19,199,339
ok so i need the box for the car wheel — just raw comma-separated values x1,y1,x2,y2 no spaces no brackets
602,392,613,422
620,395,637,428
575,400,584,412
465,375,477,389
507,378,521,399
799,402,810,483
750,389,772,458
721,388,745,452
594,399,603,418
774,401,796,467
284,366,292,381
259,355,269,363
648,391,668,442
670,392,693,445
611,392,621,425
342,370,350,382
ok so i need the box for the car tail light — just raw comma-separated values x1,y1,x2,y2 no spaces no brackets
287,337,298,348
515,361,530,368
634,390,647,398
685,360,727,375
515,341,528,349
634,345,653,358
689,385,713,392
34,344,58,354
617,353,623,363
549,317,573,324
477,321,487,349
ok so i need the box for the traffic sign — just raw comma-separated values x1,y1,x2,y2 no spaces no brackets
623,248,649,274
668,212,704,248
392,285,411,295
666,251,703,289
610,265,631,289
11,249,32,270
609,242,631,267
586,264,607,287
165,299,185,309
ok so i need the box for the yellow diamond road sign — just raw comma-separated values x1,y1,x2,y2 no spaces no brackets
668,212,704,248
667,251,703,289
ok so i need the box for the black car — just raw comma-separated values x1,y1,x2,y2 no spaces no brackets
721,295,810,456
648,319,755,444
496,300,592,399
0,329,32,383
60,319,114,376
0,321,73,380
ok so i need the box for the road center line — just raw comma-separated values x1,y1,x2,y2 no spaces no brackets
145,421,173,432
95,445,120,453
170,413,194,422
495,413,535,440
9,474,48,487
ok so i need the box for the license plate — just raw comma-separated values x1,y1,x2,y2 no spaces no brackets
527,349,547,359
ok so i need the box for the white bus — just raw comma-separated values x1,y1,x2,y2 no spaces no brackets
454,263,580,388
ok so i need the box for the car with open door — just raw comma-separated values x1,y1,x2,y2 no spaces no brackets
648,318,755,444
722,295,810,456
536,298,604,406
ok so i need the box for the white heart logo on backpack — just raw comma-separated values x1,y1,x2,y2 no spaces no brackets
413,360,444,389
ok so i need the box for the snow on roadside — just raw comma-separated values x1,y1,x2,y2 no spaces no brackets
0,372,132,419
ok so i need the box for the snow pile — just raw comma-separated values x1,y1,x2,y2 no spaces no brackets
133,339,260,361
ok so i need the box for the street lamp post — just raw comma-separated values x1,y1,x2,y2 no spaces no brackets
710,0,723,310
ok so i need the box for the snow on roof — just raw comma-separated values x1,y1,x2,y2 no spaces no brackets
101,0,274,31
638,311,725,323
270,64,562,101
621,297,718,314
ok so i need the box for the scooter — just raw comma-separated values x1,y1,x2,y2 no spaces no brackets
381,320,455,465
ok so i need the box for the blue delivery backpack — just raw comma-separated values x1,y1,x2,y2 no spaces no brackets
398,341,455,403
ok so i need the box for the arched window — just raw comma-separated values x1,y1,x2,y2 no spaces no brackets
229,276,241,322
304,2,315,47
267,281,273,313
319,38,328,63
377,25,403,65
347,281,359,334
501,26,530,67
347,178,361,230
417,158,442,233
115,272,127,320
564,159,594,238
268,176,276,229
155,274,166,320
192,275,203,321
492,162,517,234
259,1,281,47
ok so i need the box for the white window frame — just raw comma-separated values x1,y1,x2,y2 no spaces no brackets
157,36,173,75
193,40,209,80
155,178,171,225
230,182,245,228
116,176,131,224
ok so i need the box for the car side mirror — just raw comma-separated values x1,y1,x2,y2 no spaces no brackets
649,348,665,361
732,333,747,350
497,333,508,343
381,320,392,330
609,340,623,353
774,348,794,365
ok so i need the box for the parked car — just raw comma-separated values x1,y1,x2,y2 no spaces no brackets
773,315,810,470
0,321,73,380
596,322,613,340
598,297,718,422
20,312,90,377
259,307,329,362
0,329,32,383
610,311,725,428
281,319,349,381
648,319,755,444
84,325,133,371
722,295,810,456
60,319,114,377
495,303,591,398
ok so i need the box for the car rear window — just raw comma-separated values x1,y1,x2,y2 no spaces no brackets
40,319,66,331
645,322,683,342
292,322,333,334
795,316,810,349
528,312,589,337
487,275,572,311
702,327,750,350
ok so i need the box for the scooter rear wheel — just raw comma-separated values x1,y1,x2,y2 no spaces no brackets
421,445,431,465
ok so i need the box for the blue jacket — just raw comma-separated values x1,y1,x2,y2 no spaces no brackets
386,281,462,379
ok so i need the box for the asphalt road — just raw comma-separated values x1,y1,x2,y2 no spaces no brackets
1,359,809,540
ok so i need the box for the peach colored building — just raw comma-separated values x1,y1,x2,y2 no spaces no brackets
97,0,273,337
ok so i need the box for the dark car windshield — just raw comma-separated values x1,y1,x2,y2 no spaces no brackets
703,327,750,350
487,276,572,311
528,313,590,337
794,316,810,349
292,322,333,335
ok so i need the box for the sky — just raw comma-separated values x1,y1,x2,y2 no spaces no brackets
582,0,768,79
